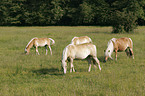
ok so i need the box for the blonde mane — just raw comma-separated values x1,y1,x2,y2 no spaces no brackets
26,37,37,48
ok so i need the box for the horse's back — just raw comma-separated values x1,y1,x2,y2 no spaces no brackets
70,43,96,58
34,38,50,46
71,36,92,45
118,37,132,45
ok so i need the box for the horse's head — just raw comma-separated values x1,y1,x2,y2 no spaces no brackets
104,50,111,62
25,48,29,55
104,40,114,62
61,60,67,74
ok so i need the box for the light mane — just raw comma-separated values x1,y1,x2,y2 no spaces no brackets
26,37,37,48
110,38,116,44
105,38,116,57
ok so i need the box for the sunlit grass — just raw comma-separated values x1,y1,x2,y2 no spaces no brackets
0,26,144,96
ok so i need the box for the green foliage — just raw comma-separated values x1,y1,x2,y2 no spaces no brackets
109,0,145,33
0,0,144,30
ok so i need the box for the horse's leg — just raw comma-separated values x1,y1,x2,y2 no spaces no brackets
125,48,130,57
87,57,92,72
93,57,101,71
115,50,117,60
70,58,75,72
92,59,97,69
48,46,52,55
130,48,134,59
45,46,48,55
36,46,40,55
109,56,113,60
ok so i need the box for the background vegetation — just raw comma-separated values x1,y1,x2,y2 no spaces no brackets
0,0,145,33
0,26,144,96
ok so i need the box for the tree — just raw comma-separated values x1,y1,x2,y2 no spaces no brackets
108,0,145,33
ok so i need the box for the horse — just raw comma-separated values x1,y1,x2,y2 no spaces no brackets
71,36,92,45
25,37,55,55
104,37,134,62
61,43,101,74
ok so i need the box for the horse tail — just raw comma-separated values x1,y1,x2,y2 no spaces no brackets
49,38,55,45
26,37,37,48
129,38,133,48
129,38,133,56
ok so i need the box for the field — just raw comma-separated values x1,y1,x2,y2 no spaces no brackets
0,26,144,96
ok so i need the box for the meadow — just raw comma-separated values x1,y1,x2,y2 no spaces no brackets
0,26,144,96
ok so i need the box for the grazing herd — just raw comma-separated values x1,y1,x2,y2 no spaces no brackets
25,36,134,74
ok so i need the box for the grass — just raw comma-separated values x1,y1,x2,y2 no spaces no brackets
0,26,144,96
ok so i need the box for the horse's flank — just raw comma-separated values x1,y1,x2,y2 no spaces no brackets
113,37,133,51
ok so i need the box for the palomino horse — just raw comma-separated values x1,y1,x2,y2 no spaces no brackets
71,36,92,45
104,37,134,62
61,43,101,74
25,37,55,55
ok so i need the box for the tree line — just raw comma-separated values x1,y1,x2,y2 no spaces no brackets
0,0,145,33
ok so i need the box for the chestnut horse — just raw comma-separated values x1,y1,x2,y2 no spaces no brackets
104,37,134,62
71,36,92,45
61,43,101,74
25,37,55,55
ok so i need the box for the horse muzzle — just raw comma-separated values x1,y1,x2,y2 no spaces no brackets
104,56,109,62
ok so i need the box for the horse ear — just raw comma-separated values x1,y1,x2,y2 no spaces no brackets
108,50,110,52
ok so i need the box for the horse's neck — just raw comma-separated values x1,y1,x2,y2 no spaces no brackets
62,47,68,61
26,42,34,50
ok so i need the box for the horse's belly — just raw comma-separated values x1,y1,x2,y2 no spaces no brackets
38,43,47,46
118,47,127,51
75,55,87,59
75,52,90,59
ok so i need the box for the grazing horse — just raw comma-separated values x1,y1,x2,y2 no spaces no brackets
61,43,101,74
71,36,92,45
104,37,134,62
25,37,55,55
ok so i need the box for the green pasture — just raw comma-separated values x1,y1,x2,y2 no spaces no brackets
0,26,144,96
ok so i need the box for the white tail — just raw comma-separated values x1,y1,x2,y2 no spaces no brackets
49,38,55,45
129,38,133,48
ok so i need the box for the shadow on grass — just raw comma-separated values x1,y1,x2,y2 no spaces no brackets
98,56,105,63
32,68,63,76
